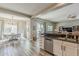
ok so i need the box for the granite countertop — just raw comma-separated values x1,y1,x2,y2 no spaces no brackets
42,33,79,44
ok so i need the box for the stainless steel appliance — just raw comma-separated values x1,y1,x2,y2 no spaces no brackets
44,37,53,53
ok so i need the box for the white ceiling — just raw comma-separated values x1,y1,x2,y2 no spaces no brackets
0,3,52,16
0,3,53,20
0,3,79,22
36,3,79,22
0,12,28,20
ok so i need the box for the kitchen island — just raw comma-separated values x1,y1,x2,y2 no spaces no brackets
41,32,79,56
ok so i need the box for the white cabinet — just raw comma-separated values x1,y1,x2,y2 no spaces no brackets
62,41,77,56
53,39,63,56
40,36,44,49
53,39,78,56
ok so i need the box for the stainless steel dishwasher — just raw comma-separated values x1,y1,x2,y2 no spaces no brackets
44,37,53,53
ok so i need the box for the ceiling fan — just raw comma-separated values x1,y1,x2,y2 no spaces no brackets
67,14,77,20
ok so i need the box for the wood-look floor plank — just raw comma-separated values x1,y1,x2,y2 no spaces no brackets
0,40,52,56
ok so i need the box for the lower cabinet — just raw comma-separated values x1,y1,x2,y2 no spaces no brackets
40,36,44,49
53,40,63,56
62,41,77,56
53,39,78,56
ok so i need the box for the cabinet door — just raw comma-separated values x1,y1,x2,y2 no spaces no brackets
40,36,44,49
53,40,63,56
63,41,77,56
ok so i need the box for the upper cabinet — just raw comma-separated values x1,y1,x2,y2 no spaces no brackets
73,26,79,31
59,25,79,33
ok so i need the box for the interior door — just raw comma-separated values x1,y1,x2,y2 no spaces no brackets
53,40,63,56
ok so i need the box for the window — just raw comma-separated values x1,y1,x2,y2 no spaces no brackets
47,25,53,32
46,22,53,32
4,23,17,34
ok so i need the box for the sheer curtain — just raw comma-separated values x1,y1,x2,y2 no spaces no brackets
17,18,31,40
17,21,26,38
25,18,31,40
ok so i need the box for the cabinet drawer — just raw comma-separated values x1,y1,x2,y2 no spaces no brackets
63,41,77,48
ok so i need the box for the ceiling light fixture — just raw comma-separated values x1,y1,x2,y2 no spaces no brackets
68,14,76,20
